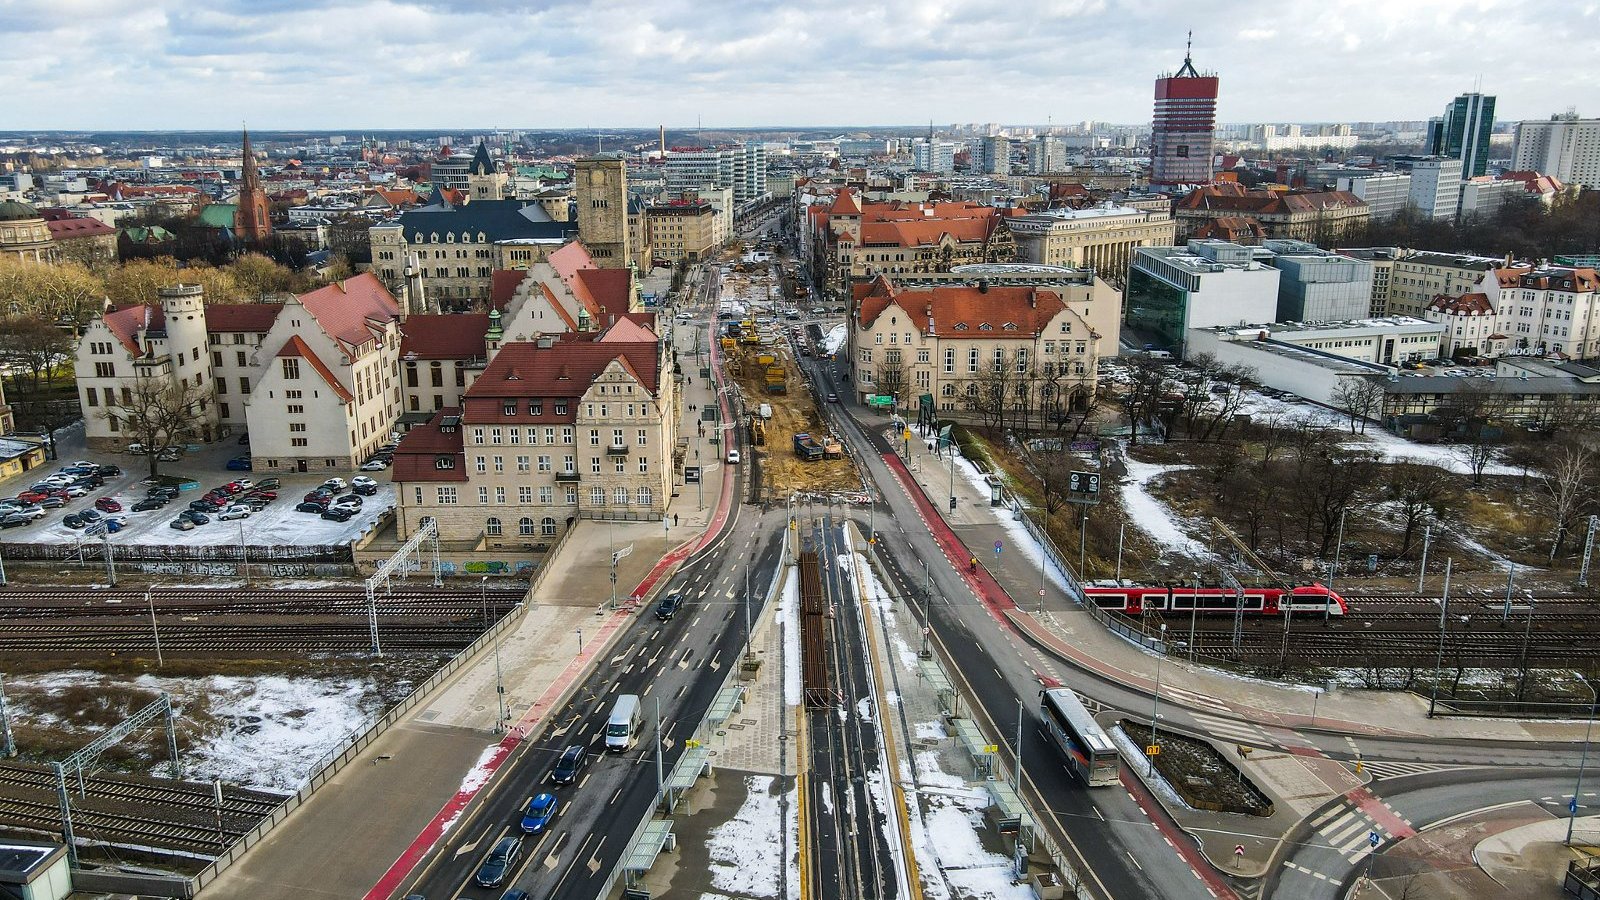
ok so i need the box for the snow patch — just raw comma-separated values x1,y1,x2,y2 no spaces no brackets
706,775,783,898
780,569,800,706
915,721,948,742
821,324,847,355
456,742,505,795
857,697,874,723
1119,455,1211,559
1108,724,1196,813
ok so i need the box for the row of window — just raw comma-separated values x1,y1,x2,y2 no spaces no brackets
424,485,655,507
472,453,649,474
486,516,559,537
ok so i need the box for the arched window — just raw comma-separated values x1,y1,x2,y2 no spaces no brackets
590,486,606,505
485,517,502,536
541,516,557,536
613,487,629,505
941,384,955,397
518,517,535,535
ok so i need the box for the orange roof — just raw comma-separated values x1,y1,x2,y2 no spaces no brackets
827,190,862,216
1427,293,1493,315
858,217,998,248
296,273,399,351
276,335,354,402
853,276,1067,338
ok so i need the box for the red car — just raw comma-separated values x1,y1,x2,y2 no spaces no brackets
303,489,333,503
18,490,48,504
94,497,123,513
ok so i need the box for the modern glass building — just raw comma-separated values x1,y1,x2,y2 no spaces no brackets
1428,92,1497,178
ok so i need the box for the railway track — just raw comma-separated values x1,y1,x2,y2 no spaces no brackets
0,587,525,620
0,621,483,653
0,764,283,820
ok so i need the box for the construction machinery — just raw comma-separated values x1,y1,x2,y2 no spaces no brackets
793,432,824,461
765,364,787,393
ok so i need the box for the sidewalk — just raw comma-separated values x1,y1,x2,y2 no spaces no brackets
201,324,737,900
1351,807,1599,900
890,426,1592,745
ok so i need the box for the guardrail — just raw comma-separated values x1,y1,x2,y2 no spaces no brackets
187,586,536,892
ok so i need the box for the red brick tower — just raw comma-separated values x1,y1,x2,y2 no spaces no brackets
234,128,273,244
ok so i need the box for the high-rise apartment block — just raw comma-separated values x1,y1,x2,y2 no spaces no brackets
662,143,767,204
1513,113,1600,189
980,136,1011,175
912,139,957,174
1335,172,1414,221
1394,156,1463,221
1150,37,1219,186
1428,92,1496,178
1032,136,1067,174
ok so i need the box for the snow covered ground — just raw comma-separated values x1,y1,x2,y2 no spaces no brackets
821,324,847,355
3,670,383,793
705,775,785,898
942,448,1075,591
1118,456,1214,561
779,569,801,707
902,743,1034,900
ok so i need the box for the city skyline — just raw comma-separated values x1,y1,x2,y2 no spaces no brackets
5,0,1596,131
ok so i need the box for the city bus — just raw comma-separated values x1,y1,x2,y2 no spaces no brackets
1040,688,1119,787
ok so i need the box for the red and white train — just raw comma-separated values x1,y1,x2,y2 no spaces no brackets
1081,584,1348,617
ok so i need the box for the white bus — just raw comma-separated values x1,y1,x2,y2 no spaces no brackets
1040,688,1119,787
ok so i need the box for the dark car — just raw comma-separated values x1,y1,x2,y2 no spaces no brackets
39,496,65,509
95,464,122,477
72,474,105,488
226,456,252,471
320,507,355,522
303,489,334,503
500,891,529,900
655,592,684,620
256,477,281,491
474,836,522,888
0,513,31,529
352,483,378,496
132,497,168,512
519,792,557,834
190,499,224,512
94,497,123,513
64,513,87,529
296,501,328,513
147,486,179,499
180,510,211,525
550,745,586,785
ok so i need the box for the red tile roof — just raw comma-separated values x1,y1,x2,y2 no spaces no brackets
853,276,1067,337
392,408,468,483
828,190,862,216
461,339,660,423
296,273,400,351
401,314,488,359
575,268,632,319
490,270,528,311
1177,185,1366,216
1427,293,1493,315
103,304,161,355
276,334,354,402
205,303,284,333
858,217,999,248
44,217,116,239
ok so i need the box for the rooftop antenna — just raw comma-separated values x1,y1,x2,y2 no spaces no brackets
1175,31,1200,78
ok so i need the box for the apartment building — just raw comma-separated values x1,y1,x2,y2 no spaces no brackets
1382,251,1521,318
391,328,674,545
1173,184,1369,244
809,191,1017,300
646,199,719,263
1513,114,1600,189
663,143,766,204
847,276,1099,416
1423,293,1502,358
1498,267,1600,358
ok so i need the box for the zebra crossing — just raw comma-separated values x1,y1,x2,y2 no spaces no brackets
1161,684,1233,714
1306,800,1402,863
1357,760,1468,781
1188,711,1276,748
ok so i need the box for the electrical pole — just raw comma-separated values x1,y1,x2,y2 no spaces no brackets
1503,561,1517,621
101,529,115,587
1149,624,1167,776
0,675,15,757
148,591,163,668
1427,559,1452,717
1418,526,1431,593
655,697,666,810
1569,675,1596,846
1325,508,1344,624
1189,572,1200,662
485,576,506,729
1114,522,1126,585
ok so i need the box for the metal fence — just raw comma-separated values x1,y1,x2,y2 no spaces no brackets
0,540,351,564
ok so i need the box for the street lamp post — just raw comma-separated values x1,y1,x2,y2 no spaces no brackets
1189,572,1200,662
1427,559,1453,718
147,591,163,668
1114,522,1126,586
1149,623,1168,777
482,577,507,729
1325,508,1345,624
1569,675,1597,846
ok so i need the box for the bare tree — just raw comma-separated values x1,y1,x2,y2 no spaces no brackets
1384,464,1453,557
1118,357,1168,445
1293,445,1377,556
1331,375,1384,435
0,315,73,395
875,349,907,406
104,372,212,477
1541,445,1596,561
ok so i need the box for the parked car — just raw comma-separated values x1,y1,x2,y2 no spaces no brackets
227,479,254,492
519,793,557,834
218,505,251,521
72,474,104,488
18,490,48,505
474,836,522,888
132,498,168,512
62,485,89,498
95,465,122,478
156,448,183,462
180,510,211,525
0,513,31,529
241,491,277,503
99,516,128,534
319,506,355,522
63,513,88,529
38,496,65,509
361,459,390,471
94,497,123,513
237,433,250,445
330,495,362,510
550,746,586,785
125,443,147,454
226,456,252,471
322,477,347,492
295,501,328,513
351,476,378,490
169,518,195,531
190,499,224,512
304,489,334,503
256,478,280,491
147,486,179,499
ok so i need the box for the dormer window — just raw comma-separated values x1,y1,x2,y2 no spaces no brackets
1002,322,1017,331
435,456,455,469
953,323,968,331
503,402,516,416
978,323,993,331
446,232,455,243
478,232,487,243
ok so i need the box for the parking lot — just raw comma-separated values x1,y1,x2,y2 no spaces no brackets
0,426,396,549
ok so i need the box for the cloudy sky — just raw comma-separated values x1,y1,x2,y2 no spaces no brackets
5,0,1596,130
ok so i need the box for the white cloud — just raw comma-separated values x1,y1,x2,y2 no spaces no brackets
1,0,1596,128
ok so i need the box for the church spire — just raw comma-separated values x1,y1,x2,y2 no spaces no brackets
234,126,273,245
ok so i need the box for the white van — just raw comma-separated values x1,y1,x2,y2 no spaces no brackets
605,694,642,751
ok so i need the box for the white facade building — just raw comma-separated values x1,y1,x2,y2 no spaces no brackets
1336,172,1413,221
1402,157,1463,221
1513,115,1600,189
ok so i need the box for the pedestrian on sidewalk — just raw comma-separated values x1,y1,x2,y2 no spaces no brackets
673,514,679,526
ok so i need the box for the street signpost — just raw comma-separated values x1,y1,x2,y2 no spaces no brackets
993,540,1002,560
1369,831,1380,848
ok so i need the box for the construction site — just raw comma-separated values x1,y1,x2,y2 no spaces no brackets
716,257,860,500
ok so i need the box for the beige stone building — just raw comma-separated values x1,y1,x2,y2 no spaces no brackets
646,200,718,263
574,156,631,269
847,276,1099,418
1006,205,1176,285
0,201,55,262
391,325,674,547
809,191,1018,301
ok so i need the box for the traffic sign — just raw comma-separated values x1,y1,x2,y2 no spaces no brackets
1068,471,1101,494
1145,744,1161,757
1573,797,1581,815
983,744,999,754
1233,845,1245,857
994,540,1003,555
1368,831,1380,848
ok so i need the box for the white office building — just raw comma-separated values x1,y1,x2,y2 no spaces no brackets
1335,172,1413,221
1124,240,1281,353
912,139,957,175
1399,157,1463,221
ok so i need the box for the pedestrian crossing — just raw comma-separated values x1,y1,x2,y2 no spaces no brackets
1162,684,1233,714
1356,760,1467,781
1306,799,1406,863
1188,711,1275,748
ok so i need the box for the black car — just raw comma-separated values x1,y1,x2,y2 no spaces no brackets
353,483,378,496
474,836,522,888
39,496,65,509
320,507,355,522
0,513,31,529
257,478,281,491
190,499,224,512
180,510,210,525
63,513,87,529
655,592,684,620
296,501,327,513
147,486,179,499
95,464,122,477
132,497,168,512
550,745,586,785
73,474,104,488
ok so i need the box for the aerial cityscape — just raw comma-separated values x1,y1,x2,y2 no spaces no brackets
2,3,1600,900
